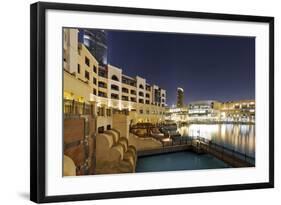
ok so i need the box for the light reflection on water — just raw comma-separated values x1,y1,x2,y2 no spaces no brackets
178,124,255,157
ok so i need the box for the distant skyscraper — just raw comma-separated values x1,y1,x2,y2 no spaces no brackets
79,29,108,65
177,87,184,107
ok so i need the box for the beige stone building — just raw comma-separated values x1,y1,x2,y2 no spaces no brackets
165,100,255,123
63,28,166,133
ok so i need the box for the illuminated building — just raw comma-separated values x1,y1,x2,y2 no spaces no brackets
166,100,255,123
177,87,184,107
188,100,221,122
63,28,166,132
165,107,189,122
220,100,255,123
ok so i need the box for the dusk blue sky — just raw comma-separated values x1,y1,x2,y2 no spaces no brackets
106,30,255,106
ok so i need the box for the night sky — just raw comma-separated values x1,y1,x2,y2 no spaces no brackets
106,30,255,106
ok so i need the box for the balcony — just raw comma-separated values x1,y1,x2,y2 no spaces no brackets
122,76,136,87
98,91,107,98
139,91,144,97
122,96,129,101
111,84,119,91
122,87,129,93
146,85,151,91
98,67,108,78
98,81,107,89
111,93,119,100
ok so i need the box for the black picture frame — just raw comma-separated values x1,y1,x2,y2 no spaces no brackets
30,1,274,203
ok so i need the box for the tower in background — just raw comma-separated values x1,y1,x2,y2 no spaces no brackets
177,87,184,107
78,29,108,65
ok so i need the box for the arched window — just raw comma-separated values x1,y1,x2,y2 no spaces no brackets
111,75,119,81
139,84,144,89
139,91,144,97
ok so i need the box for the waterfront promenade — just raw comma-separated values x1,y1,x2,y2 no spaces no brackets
136,135,254,168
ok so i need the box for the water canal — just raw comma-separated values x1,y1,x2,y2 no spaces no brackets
136,124,255,172
136,151,230,172
178,124,255,157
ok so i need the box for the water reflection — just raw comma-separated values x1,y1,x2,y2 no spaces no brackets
178,124,255,157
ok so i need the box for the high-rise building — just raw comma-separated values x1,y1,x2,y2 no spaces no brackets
177,87,184,107
78,29,108,65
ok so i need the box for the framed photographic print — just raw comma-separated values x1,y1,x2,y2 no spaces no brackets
30,1,274,203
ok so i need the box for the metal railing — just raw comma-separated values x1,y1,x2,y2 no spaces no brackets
64,99,93,116
188,136,255,165
162,136,192,147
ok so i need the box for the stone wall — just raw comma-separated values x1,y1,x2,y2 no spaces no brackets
95,130,137,174
63,115,96,176
112,113,130,138
128,133,162,151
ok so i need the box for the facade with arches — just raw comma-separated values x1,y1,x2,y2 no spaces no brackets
64,28,167,134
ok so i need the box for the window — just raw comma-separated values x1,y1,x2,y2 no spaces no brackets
162,93,165,97
85,56,90,66
98,81,107,88
93,65,97,73
139,99,144,104
139,91,144,97
93,88,96,95
146,110,150,114
107,124,111,130
249,103,255,109
111,84,119,91
111,75,119,81
85,71,89,80
145,100,150,104
122,87,129,93
98,68,108,78
97,107,104,116
111,93,119,100
139,84,144,89
106,109,111,117
131,97,136,102
130,90,136,95
98,91,107,98
146,85,151,91
93,77,97,85
98,126,104,133
146,93,150,98
139,109,143,114
242,104,247,109
122,76,136,87
77,64,80,73
122,96,129,101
